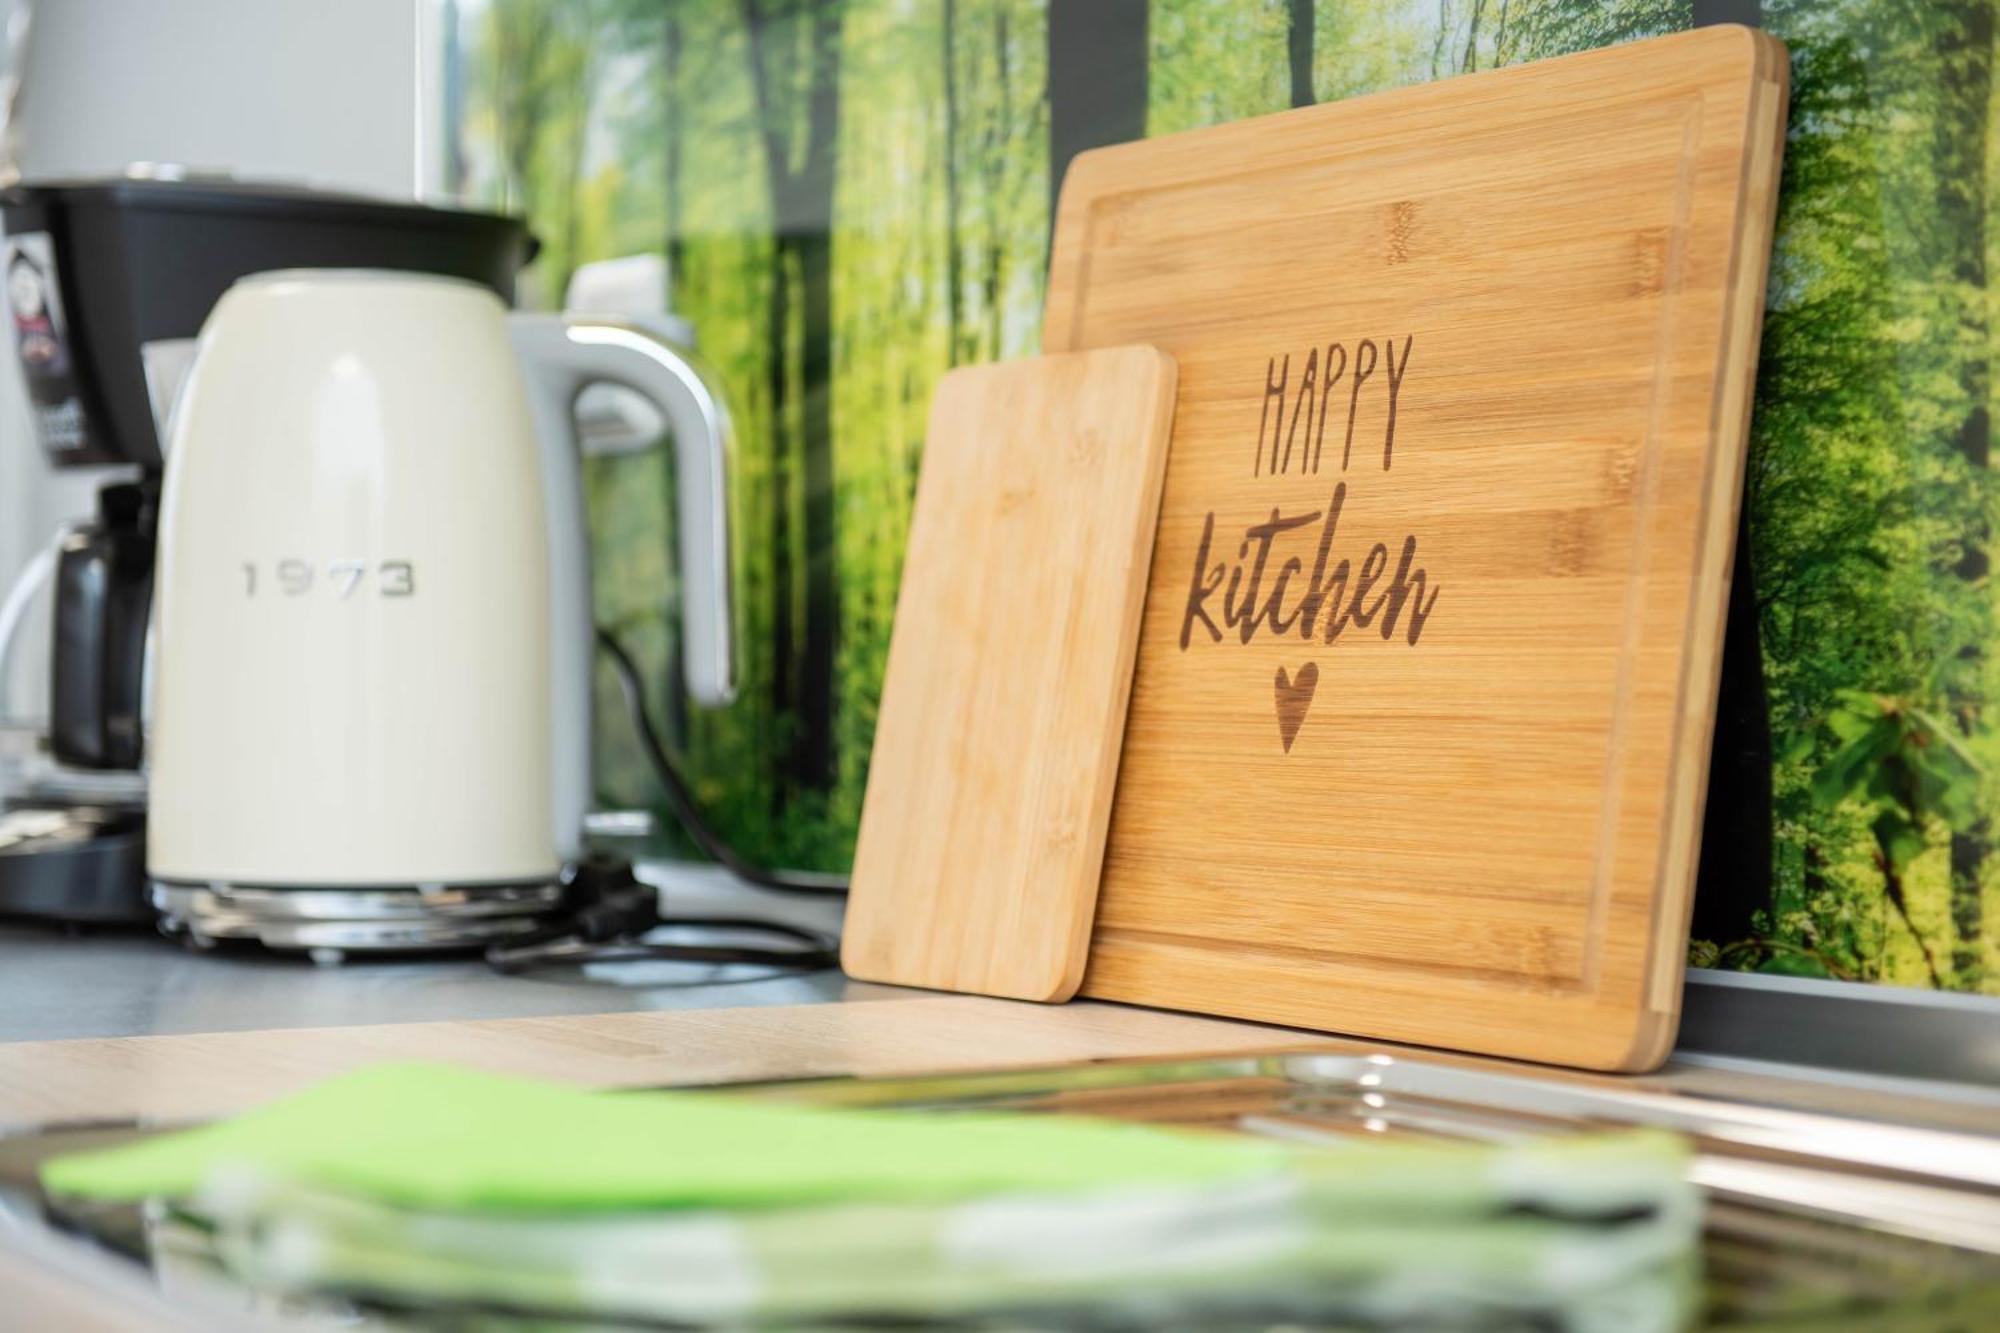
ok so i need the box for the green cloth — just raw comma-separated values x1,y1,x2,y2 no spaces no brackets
44,1062,1702,1331
44,1062,1284,1211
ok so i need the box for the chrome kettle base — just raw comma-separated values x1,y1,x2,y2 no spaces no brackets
150,880,564,962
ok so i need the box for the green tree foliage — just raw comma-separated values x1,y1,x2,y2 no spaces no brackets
470,0,612,302
1498,0,1687,64
456,0,1051,870
1803,690,1983,984
1732,0,2000,992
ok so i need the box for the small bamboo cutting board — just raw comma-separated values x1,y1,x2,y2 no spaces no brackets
842,347,1177,1001
1043,27,1789,1070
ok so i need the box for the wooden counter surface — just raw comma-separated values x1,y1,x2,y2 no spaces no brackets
6,987,1994,1140
0,994,1346,1130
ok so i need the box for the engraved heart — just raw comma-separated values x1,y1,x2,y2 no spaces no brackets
1273,661,1319,754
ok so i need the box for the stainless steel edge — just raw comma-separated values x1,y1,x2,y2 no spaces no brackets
1680,968,2000,1088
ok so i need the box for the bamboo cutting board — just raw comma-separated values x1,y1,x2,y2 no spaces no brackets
843,347,1177,1001
1044,27,1788,1071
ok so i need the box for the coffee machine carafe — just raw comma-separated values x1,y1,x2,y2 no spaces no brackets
0,478,158,924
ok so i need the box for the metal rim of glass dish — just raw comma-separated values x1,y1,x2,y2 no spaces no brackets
753,1051,2000,1258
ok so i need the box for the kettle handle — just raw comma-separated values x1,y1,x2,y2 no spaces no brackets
508,314,736,707
509,314,735,861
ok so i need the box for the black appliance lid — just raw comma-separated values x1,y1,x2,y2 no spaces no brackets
0,176,525,235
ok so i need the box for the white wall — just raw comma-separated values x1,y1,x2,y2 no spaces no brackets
15,0,420,196
0,0,422,719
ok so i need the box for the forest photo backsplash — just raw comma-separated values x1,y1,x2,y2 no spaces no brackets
440,0,2000,996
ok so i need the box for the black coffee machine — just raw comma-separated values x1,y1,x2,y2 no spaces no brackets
0,177,528,924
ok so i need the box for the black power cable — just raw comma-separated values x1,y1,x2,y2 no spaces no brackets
485,857,837,975
481,628,846,978
595,627,847,897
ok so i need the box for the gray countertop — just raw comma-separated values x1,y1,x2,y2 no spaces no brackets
6,855,1996,1099
0,862,906,1044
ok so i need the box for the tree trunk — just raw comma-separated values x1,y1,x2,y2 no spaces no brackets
742,2,797,796
797,1,842,795
942,0,965,362
981,4,1011,359
797,223,838,791
657,4,689,745
1047,0,1146,241
763,237,796,766
1935,0,1993,990
556,34,597,309
661,6,687,283
741,0,843,796
1288,0,1314,108
442,0,468,196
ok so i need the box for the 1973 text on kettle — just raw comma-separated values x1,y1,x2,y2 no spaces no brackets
239,559,417,598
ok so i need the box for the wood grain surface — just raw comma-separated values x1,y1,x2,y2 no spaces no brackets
6,993,1994,1140
843,348,1177,1001
0,996,1333,1130
1043,27,1790,1070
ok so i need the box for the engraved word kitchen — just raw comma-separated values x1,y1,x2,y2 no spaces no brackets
1178,335,1441,752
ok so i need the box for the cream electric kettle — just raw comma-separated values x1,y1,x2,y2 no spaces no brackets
145,270,734,950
